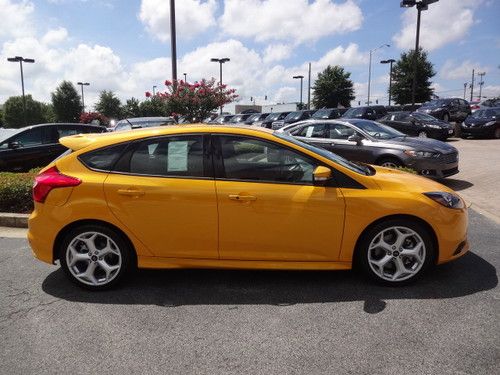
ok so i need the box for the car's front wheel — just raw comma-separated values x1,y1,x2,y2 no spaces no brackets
357,219,435,285
59,224,133,290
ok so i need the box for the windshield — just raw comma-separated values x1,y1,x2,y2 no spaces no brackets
274,132,370,176
0,128,19,143
342,108,364,118
411,112,440,122
246,114,259,122
471,109,498,118
353,120,405,139
230,115,243,123
312,109,330,118
284,111,302,121
422,99,449,107
265,113,281,121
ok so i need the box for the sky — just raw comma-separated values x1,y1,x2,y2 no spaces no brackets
1,0,499,113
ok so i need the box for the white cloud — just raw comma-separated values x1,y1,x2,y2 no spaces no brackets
263,44,293,64
220,0,363,44
0,0,35,39
41,27,68,45
440,60,489,80
139,0,217,42
393,0,479,51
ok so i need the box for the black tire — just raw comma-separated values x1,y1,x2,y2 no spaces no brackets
494,127,500,139
442,113,450,122
59,224,133,290
376,157,404,169
355,219,435,285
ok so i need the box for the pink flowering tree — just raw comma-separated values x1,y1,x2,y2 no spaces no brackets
145,78,238,122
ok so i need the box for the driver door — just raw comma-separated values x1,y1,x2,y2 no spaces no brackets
213,134,345,261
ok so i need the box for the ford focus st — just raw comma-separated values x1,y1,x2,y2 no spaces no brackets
28,125,469,290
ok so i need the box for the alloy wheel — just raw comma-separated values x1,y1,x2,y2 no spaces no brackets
367,226,426,282
66,231,122,286
418,131,427,138
381,161,400,168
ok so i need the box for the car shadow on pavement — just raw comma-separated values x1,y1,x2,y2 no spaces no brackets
42,252,497,314
441,178,474,192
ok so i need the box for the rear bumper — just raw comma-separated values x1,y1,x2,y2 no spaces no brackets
28,207,58,264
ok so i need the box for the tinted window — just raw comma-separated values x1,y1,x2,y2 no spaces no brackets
128,135,204,177
79,143,129,171
12,128,43,147
294,123,327,138
328,124,355,140
218,136,317,184
342,108,364,118
58,126,81,138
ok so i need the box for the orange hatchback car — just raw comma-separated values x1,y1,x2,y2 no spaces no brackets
28,125,469,290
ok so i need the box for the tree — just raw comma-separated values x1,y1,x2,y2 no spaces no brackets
150,78,238,122
122,97,142,118
390,48,436,105
80,112,109,126
312,65,355,109
41,103,55,123
3,95,47,128
51,81,82,122
95,90,122,119
139,96,169,117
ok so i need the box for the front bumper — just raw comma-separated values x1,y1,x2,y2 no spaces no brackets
406,154,459,178
460,125,496,138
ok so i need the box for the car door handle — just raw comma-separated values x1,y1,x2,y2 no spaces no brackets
229,194,257,201
117,188,145,197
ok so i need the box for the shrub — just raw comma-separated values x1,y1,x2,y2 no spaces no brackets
0,169,39,213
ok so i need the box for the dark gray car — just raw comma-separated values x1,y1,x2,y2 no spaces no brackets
281,119,459,178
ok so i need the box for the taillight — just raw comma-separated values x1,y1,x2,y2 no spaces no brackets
33,166,81,203
471,105,480,110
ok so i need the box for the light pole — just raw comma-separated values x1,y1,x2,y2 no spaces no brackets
368,44,390,106
293,75,304,108
211,57,230,114
152,85,157,95
400,0,439,107
77,82,90,112
170,0,177,84
183,73,187,82
7,56,35,126
463,82,467,100
380,59,396,106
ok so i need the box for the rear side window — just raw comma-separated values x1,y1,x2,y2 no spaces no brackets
79,143,129,171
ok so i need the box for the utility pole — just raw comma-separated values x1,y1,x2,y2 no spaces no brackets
470,69,475,102
368,44,390,106
169,0,177,85
463,82,467,99
381,59,396,106
210,58,230,114
307,62,311,110
478,72,485,99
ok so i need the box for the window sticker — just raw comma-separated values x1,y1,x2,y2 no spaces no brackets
305,126,314,137
167,141,188,172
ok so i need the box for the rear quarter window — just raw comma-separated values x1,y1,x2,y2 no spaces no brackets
79,143,129,171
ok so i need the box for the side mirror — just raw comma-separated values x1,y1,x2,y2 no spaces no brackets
8,141,21,149
313,166,332,185
347,134,363,145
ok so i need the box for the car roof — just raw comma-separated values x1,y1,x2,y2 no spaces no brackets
59,124,275,151
117,117,173,123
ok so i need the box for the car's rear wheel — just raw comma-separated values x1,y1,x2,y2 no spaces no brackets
356,219,435,285
377,157,403,169
59,224,132,290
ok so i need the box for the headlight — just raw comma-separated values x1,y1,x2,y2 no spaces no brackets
404,150,438,158
430,108,442,112
426,124,442,129
424,192,465,209
485,121,496,126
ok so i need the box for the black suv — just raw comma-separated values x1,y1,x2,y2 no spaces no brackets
341,106,387,121
0,123,106,172
312,108,341,120
416,98,470,123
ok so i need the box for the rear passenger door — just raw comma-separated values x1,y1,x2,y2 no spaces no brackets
103,134,219,259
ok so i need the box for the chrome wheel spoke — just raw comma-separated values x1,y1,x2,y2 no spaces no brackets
97,260,120,279
401,242,424,263
77,262,98,285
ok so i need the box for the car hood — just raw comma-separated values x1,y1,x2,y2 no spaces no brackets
463,117,492,126
369,166,455,194
378,136,457,153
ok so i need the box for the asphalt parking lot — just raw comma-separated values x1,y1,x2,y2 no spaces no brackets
0,137,499,374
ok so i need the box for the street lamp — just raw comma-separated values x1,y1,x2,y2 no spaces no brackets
169,0,177,85
77,82,90,112
210,57,230,114
152,85,157,95
380,59,396,106
400,0,439,106
7,56,35,126
368,44,390,106
183,73,187,82
293,75,304,108
477,72,486,100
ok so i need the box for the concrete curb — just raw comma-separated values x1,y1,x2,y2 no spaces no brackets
0,213,29,228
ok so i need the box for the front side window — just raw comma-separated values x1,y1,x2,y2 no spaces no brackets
218,136,317,184
293,123,327,138
128,135,204,177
